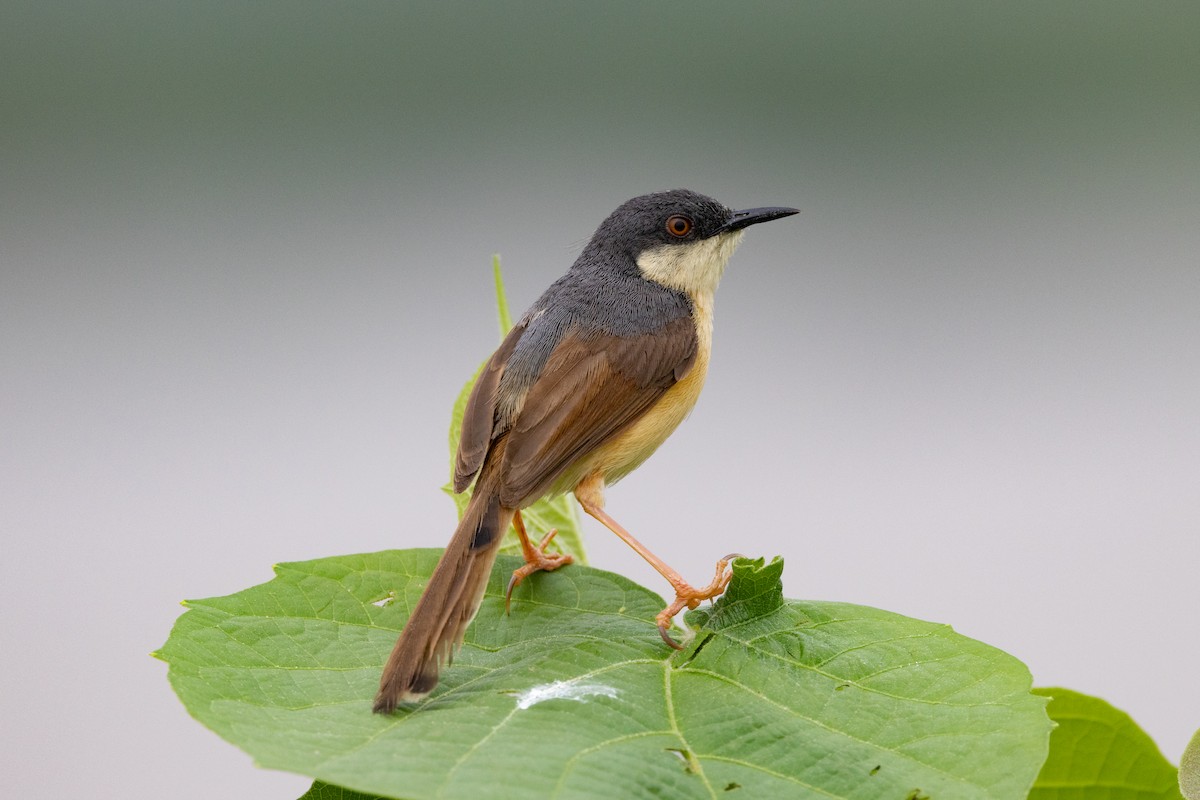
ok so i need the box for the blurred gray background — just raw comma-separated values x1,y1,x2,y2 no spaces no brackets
2,2,1197,797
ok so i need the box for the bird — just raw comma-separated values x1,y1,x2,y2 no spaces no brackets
374,189,798,713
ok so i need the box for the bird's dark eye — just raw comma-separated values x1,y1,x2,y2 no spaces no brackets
665,215,693,238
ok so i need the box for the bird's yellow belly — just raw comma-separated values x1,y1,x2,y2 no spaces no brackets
589,349,709,485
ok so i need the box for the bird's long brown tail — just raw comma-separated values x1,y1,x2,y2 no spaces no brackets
374,484,512,713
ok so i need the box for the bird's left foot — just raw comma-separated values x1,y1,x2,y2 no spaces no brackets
506,528,574,612
655,554,742,649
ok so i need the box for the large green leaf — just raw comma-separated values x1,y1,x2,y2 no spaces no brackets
158,553,1050,799
1029,687,1183,799
441,259,586,564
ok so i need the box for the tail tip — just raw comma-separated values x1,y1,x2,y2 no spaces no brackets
372,693,403,714
373,670,438,714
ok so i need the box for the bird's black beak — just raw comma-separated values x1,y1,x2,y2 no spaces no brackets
720,206,800,233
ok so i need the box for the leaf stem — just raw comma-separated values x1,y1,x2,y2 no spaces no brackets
493,254,512,336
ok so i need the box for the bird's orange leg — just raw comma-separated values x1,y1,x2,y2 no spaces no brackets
505,508,574,612
574,476,736,649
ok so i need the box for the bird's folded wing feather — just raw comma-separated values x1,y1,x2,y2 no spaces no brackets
497,315,697,506
454,320,528,492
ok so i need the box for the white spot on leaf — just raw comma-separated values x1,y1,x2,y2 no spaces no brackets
513,680,619,710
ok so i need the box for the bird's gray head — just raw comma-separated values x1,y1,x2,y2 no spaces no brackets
584,189,798,298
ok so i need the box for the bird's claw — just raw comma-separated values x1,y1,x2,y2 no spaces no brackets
654,554,740,649
505,528,573,613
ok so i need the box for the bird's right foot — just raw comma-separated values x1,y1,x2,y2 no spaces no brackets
654,554,741,648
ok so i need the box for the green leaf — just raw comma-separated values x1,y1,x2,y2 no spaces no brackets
160,550,1050,800
441,260,586,564
1182,727,1200,799
685,555,785,632
1030,687,1183,799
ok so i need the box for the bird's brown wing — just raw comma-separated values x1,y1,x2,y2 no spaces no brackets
496,314,697,507
454,320,527,492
